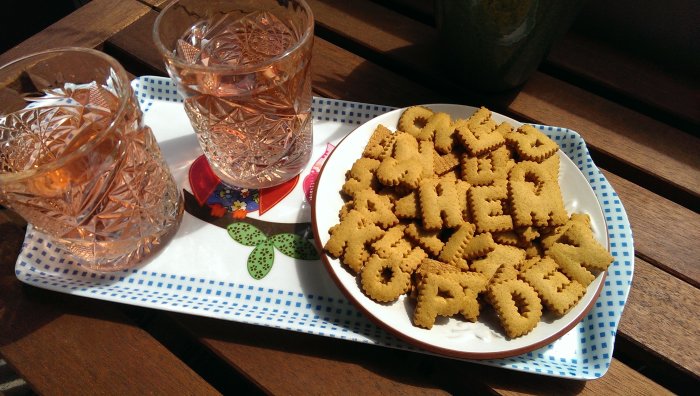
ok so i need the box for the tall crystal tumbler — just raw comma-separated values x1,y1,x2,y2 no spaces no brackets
0,48,184,272
153,0,315,189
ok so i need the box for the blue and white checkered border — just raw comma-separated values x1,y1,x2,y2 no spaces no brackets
15,76,634,379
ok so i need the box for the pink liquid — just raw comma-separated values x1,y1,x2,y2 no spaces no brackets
169,11,313,189
0,83,183,271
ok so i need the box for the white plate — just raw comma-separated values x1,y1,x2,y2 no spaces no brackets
312,104,608,359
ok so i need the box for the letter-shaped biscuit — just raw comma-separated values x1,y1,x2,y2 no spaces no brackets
520,256,586,316
342,157,380,198
412,258,461,298
325,210,384,273
413,271,488,328
455,179,471,223
456,272,489,322
469,180,514,233
360,254,411,302
376,133,432,189
350,188,399,229
363,124,396,160
404,222,444,257
471,244,525,282
505,124,559,162
418,141,435,178
461,146,513,186
394,190,419,219
438,222,476,270
433,150,461,175
541,213,590,250
489,262,520,286
455,107,508,156
399,245,429,273
545,220,614,286
541,152,560,181
371,225,409,259
487,279,542,338
508,161,568,227
414,258,460,282
371,225,427,273
461,232,497,260
426,112,456,153
419,177,464,230
492,230,520,246
398,106,434,137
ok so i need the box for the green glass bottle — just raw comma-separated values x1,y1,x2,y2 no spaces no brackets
436,0,585,92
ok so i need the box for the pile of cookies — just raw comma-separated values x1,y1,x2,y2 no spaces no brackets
324,106,613,338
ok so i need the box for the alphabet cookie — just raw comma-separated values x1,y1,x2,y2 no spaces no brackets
323,105,613,339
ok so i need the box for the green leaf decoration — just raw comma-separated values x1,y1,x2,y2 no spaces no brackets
269,233,320,260
248,240,275,280
227,222,268,246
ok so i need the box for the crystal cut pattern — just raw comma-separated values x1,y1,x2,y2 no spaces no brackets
0,83,182,271
170,9,313,188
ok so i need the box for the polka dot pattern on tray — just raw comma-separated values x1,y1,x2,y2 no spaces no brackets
13,76,634,380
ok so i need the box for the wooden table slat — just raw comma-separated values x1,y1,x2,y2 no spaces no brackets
619,257,700,376
306,0,700,200
546,32,700,128
0,0,155,65
600,170,700,286
171,314,671,396
0,215,218,395
1,0,697,394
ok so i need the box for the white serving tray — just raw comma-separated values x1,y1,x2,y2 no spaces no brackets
14,76,634,379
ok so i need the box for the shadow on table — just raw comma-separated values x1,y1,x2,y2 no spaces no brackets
171,311,588,394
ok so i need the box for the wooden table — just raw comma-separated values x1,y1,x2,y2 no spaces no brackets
1,1,698,394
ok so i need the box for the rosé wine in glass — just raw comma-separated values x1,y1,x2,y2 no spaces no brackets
154,0,314,189
0,48,183,272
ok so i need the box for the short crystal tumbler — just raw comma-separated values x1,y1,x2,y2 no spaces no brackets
153,0,315,189
0,48,184,272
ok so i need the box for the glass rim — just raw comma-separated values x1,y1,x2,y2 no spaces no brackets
152,0,315,73
0,47,132,184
